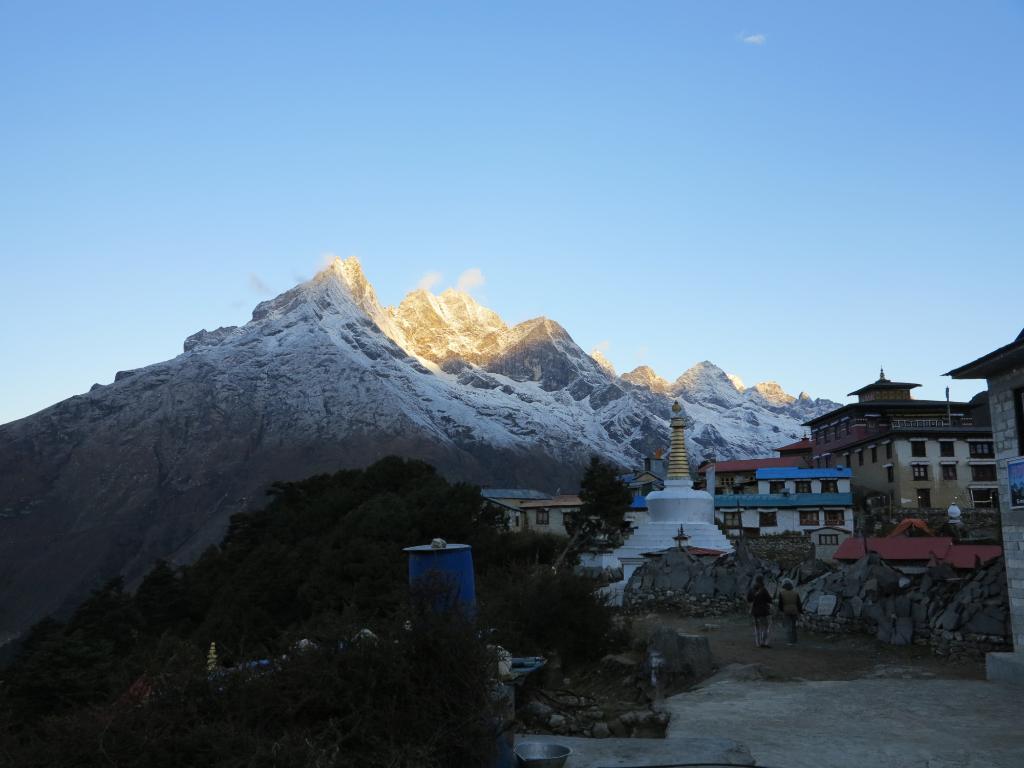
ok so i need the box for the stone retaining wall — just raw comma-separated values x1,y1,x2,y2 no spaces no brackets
743,536,815,569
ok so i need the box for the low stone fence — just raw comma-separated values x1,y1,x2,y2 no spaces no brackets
797,554,1011,661
625,590,746,617
623,542,830,613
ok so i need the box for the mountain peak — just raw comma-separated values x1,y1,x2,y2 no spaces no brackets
590,349,616,377
621,365,671,393
726,373,746,392
747,381,796,406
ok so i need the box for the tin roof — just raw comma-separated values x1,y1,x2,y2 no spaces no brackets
756,467,852,480
699,457,803,474
946,328,1024,379
714,492,853,508
834,536,1002,567
519,494,582,509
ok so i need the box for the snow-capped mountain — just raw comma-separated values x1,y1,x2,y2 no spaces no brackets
0,256,837,641
621,365,673,394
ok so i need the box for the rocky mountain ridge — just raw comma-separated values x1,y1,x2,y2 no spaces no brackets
0,256,838,642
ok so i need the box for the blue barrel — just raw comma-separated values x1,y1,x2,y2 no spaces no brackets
403,543,476,613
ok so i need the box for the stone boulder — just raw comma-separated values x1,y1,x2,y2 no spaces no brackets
640,628,714,694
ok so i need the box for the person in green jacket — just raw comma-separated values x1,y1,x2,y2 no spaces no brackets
778,579,802,645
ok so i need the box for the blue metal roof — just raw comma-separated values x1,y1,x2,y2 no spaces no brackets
630,493,647,509
714,492,853,508
755,467,852,480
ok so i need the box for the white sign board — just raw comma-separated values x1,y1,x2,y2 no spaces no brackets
817,594,838,616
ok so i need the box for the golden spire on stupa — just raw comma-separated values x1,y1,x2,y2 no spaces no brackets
666,400,690,481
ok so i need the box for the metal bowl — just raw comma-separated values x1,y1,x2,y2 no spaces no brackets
514,741,572,768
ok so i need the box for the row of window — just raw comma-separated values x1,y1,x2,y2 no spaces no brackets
906,464,996,482
816,440,996,469
721,510,846,528
767,480,840,494
910,440,994,458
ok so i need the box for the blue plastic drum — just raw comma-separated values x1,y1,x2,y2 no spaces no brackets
403,543,477,614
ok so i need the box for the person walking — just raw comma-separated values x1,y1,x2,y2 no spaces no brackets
778,579,802,645
746,575,773,648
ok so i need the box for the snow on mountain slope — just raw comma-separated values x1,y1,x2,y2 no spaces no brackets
389,286,508,366
746,380,797,407
590,349,617,377
622,365,672,394
0,255,839,642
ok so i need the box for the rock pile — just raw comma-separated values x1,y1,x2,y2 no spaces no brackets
623,541,829,614
518,688,669,739
799,553,1010,660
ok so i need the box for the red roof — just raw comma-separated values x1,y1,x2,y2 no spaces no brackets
686,547,727,557
698,457,803,474
887,519,936,538
943,545,1003,569
834,536,1001,568
776,438,813,454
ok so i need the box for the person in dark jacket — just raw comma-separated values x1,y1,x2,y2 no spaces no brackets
746,575,773,647
778,579,802,645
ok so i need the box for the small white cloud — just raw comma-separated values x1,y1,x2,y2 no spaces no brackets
248,273,271,295
456,267,485,293
417,271,443,291
594,340,611,354
741,33,766,45
318,252,340,271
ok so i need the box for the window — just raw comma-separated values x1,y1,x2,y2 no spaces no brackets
795,480,812,493
535,509,550,525
940,441,955,458
911,441,927,457
969,442,994,458
971,464,997,481
844,421,850,435
886,443,892,460
912,464,929,481
759,511,777,527
971,488,999,508
800,510,820,526
825,510,845,526
821,479,838,493
769,481,786,494
916,488,931,508
858,451,864,466
941,464,957,480
818,534,839,546
871,446,877,463
723,511,742,527
886,466,894,483
824,455,832,468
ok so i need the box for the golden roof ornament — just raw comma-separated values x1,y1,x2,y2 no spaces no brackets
667,399,690,481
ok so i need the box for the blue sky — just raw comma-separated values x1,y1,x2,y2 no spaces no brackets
2,2,1022,424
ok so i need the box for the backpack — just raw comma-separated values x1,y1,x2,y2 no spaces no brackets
780,589,800,616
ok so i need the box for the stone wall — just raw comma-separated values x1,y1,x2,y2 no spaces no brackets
887,508,1001,533
743,535,814,569
986,362,1024,652
797,554,1011,660
623,541,828,614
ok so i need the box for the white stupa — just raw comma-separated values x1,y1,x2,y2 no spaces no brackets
606,401,732,600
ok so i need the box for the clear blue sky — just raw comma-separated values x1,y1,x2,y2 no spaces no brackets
2,1,1022,424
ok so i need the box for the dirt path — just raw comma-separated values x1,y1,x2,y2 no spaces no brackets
631,610,984,682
